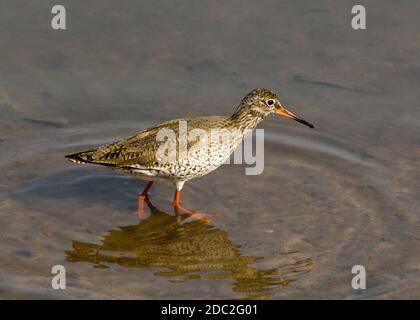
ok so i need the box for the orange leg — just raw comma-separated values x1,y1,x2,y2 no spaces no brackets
173,190,181,207
137,181,154,218
172,189,209,222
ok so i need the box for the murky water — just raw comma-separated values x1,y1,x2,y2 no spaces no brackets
1,0,419,299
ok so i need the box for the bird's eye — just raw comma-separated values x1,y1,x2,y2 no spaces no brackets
266,99,275,106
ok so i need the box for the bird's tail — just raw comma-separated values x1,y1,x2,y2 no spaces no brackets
65,150,95,164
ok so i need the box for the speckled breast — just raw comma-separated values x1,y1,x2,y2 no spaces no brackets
164,130,244,180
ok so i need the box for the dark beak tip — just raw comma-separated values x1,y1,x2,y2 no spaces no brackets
297,118,314,129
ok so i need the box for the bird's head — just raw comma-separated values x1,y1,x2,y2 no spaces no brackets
233,88,314,128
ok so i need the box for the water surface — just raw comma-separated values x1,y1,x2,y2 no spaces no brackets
0,0,419,299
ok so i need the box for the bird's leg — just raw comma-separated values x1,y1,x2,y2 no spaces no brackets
172,181,185,208
173,189,181,207
137,181,154,218
172,187,209,222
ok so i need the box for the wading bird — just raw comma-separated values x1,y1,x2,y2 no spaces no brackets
66,88,314,217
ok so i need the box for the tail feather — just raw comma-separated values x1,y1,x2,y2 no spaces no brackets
65,150,118,167
65,151,95,164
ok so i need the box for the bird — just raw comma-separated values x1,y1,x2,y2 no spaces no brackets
65,88,314,217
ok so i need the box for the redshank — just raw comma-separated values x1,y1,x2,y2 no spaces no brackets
65,88,314,216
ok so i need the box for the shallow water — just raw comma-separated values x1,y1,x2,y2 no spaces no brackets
0,0,419,299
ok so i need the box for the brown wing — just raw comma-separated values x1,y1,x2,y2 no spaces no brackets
65,116,228,168
65,120,176,167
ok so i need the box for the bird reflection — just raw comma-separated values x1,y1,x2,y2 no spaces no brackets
65,197,312,299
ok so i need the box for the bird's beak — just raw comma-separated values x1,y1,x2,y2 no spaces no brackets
275,106,314,128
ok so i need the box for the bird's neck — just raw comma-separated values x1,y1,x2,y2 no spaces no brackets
229,106,267,133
